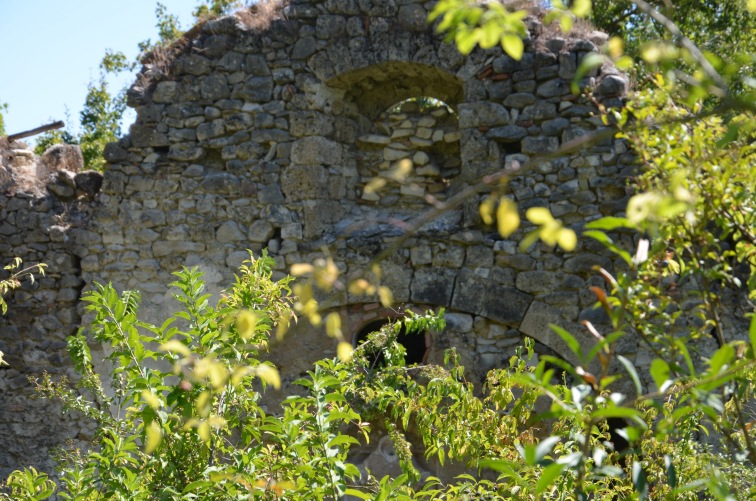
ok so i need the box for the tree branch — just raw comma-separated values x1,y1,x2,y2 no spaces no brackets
629,0,728,93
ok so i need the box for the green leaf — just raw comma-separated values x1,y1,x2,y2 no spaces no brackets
583,230,632,265
716,124,740,148
536,463,566,495
665,455,676,489
327,435,361,448
455,29,479,55
479,459,517,475
591,406,646,427
344,488,373,500
708,344,734,374
501,34,524,60
535,436,561,463
617,355,642,397
650,358,671,391
632,461,649,500
749,314,756,354
67,333,93,373
479,21,501,49
182,480,213,493
550,324,582,362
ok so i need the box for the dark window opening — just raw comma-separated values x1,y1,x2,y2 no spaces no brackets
354,319,427,366
502,141,522,155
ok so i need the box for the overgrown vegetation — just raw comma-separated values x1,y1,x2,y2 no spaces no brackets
3,0,756,499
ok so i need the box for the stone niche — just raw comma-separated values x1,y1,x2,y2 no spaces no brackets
0,0,664,483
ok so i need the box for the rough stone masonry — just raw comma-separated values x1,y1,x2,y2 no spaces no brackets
3,0,734,483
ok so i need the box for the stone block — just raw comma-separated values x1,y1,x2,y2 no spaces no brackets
597,74,628,96
152,81,178,103
234,76,273,102
200,172,240,194
483,284,533,326
249,220,275,243
129,125,169,148
196,119,226,141
281,164,329,200
459,102,511,128
216,221,246,242
445,312,474,332
563,253,612,274
488,125,527,142
290,136,342,165
503,93,536,109
522,136,559,154
521,102,557,121
411,268,456,306
516,270,562,294
168,143,205,162
152,241,206,257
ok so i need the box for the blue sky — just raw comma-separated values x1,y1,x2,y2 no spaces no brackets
0,0,200,141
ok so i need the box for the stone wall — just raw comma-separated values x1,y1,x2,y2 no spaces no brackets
0,141,99,479
0,0,679,481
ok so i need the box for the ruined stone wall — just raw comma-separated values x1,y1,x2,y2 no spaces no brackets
0,0,671,481
0,142,98,479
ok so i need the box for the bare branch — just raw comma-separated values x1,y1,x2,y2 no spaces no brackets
7,121,65,143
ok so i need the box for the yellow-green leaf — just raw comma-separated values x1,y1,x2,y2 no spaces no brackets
479,21,501,49
456,29,479,55
145,421,162,454
497,197,520,237
526,207,554,225
364,177,387,194
195,390,211,417
748,0,756,12
607,37,624,58
256,364,281,390
325,312,342,339
141,389,160,410
501,34,524,60
615,55,634,71
571,0,591,18
557,228,577,251
197,421,211,443
290,263,314,276
480,197,496,225
378,286,394,307
236,310,258,340
159,340,190,357
388,159,413,181
338,341,354,363
560,14,573,34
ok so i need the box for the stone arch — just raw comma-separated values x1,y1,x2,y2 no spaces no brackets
327,61,464,120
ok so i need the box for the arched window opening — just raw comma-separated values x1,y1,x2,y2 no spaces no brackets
327,61,463,120
354,319,427,367
357,96,461,207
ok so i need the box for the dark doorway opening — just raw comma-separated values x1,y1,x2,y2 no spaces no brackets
354,319,427,366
